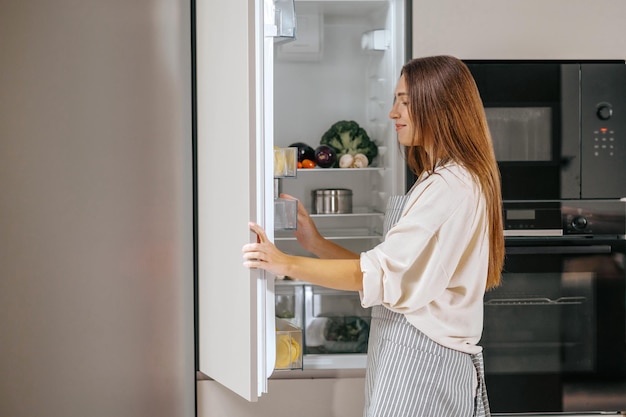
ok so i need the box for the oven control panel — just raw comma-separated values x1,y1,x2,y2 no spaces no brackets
503,201,564,237
504,200,626,237
562,200,625,236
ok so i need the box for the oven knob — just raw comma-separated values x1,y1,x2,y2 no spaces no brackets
571,215,588,231
596,103,613,120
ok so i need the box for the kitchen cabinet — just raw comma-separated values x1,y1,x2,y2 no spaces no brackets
412,0,626,60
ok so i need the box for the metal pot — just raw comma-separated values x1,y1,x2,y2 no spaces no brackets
312,188,353,214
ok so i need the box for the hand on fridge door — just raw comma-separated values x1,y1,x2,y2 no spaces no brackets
242,222,363,291
280,193,359,260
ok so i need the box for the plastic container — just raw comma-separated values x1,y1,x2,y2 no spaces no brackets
274,197,298,230
275,318,303,370
273,147,297,178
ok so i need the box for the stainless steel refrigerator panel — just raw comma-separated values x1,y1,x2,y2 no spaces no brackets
0,1,195,416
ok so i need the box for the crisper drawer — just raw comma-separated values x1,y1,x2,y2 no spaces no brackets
304,285,371,355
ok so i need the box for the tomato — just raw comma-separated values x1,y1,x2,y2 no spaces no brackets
301,159,316,169
297,161,302,169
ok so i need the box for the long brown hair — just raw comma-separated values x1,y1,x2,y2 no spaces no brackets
401,55,504,289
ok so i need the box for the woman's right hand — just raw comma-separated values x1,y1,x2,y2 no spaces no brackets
280,193,360,260
280,193,323,253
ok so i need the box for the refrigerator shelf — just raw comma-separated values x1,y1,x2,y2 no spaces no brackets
297,167,384,173
310,206,383,218
302,353,367,370
275,228,382,241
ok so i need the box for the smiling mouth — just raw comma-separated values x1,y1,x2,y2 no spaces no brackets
395,124,405,132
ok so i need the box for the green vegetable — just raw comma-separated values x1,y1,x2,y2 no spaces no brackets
320,120,378,166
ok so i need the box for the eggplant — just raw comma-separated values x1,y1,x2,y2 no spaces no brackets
289,142,315,162
314,145,337,168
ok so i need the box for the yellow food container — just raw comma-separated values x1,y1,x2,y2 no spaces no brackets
273,147,297,178
275,318,303,370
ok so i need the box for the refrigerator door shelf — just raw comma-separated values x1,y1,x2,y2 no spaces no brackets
270,0,297,43
274,318,304,370
273,147,298,178
274,197,298,230
276,12,322,60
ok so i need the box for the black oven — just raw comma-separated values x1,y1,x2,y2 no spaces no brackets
464,60,626,201
485,200,626,414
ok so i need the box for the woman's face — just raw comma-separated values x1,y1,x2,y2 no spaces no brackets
389,75,414,146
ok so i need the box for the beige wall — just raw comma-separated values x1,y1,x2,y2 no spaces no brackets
412,0,626,59
0,1,195,416
198,378,365,417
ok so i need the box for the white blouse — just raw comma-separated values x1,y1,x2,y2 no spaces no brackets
359,162,489,354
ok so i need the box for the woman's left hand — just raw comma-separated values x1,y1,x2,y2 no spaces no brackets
242,222,292,277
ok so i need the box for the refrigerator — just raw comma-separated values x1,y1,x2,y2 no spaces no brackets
0,1,195,417
196,0,409,409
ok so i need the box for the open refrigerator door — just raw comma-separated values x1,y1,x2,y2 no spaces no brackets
196,0,298,401
196,0,406,401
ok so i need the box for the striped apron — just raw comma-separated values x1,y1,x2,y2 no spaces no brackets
363,195,491,417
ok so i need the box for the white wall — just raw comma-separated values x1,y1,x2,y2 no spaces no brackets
412,0,626,59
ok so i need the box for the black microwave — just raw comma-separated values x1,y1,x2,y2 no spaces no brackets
463,60,626,201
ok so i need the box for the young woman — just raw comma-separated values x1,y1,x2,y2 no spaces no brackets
243,55,504,417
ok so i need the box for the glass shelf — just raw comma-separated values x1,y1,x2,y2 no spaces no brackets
275,228,382,241
297,167,384,173
310,207,383,218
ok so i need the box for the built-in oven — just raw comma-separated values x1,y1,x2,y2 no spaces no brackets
463,60,626,201
485,200,626,414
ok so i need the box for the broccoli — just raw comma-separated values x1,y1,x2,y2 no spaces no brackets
320,120,378,166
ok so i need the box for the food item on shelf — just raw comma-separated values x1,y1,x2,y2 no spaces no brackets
301,159,316,169
339,153,354,168
321,316,369,353
276,333,301,368
289,142,316,163
352,153,369,168
276,309,295,319
324,317,368,343
338,152,369,168
314,145,337,168
273,146,285,177
320,120,378,165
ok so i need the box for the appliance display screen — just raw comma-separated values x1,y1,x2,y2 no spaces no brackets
506,209,536,220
